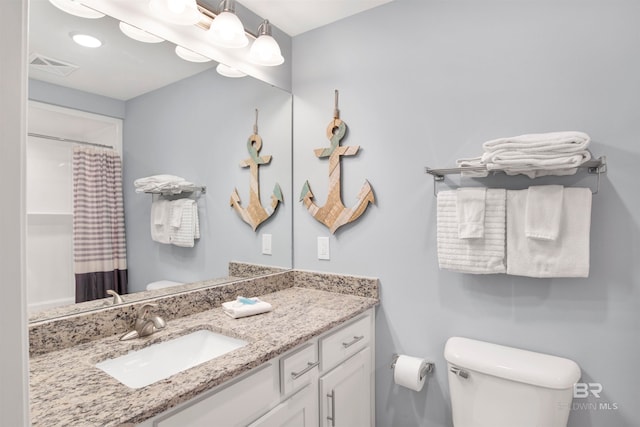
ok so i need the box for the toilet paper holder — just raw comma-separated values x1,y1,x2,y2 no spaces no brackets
391,354,434,380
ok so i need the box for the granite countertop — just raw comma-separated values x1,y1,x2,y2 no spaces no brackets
29,287,378,426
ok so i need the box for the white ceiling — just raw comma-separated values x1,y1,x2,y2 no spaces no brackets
239,0,393,37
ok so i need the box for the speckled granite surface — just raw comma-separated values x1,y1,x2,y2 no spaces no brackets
29,287,378,427
228,261,289,278
29,272,294,356
293,269,378,299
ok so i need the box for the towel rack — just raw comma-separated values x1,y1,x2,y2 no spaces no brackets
425,156,607,197
143,185,207,196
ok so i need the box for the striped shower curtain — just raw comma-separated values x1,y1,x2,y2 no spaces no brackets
72,146,128,303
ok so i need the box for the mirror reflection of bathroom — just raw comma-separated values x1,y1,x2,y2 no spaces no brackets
26,0,292,316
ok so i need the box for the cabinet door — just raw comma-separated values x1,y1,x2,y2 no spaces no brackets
319,347,371,427
249,382,318,427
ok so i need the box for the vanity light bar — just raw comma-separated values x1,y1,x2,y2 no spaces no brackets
194,3,259,40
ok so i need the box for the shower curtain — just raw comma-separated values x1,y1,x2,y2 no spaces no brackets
72,146,128,303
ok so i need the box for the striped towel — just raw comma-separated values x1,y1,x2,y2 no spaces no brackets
168,199,200,248
437,189,506,274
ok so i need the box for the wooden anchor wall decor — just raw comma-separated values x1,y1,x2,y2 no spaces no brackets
230,109,283,231
299,90,375,234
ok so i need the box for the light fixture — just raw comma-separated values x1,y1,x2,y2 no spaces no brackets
248,20,284,66
175,46,212,62
149,0,202,26
48,0,105,19
119,22,164,43
216,63,247,78
208,0,248,49
71,33,103,48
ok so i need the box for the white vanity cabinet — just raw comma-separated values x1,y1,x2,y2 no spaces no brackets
137,308,375,427
318,311,374,427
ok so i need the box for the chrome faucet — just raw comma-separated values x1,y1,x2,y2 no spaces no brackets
106,289,124,305
120,303,166,341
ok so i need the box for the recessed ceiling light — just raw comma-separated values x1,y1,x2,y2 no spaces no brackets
71,33,103,48
175,46,211,63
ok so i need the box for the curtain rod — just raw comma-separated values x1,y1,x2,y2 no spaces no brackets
28,132,114,149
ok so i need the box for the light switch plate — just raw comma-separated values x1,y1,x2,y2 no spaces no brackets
262,234,272,255
317,236,330,260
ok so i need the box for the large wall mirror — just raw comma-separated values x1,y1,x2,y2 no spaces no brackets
27,0,292,322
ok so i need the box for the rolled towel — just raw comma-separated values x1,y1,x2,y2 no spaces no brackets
222,297,273,319
525,185,563,241
456,188,486,239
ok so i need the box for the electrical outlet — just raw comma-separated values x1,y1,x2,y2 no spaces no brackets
262,234,272,255
317,236,330,260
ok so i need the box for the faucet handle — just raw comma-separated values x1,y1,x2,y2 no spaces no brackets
137,303,158,319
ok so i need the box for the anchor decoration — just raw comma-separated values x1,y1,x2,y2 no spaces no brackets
230,109,283,231
300,90,375,234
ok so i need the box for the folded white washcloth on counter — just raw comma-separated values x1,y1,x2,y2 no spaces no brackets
222,297,273,319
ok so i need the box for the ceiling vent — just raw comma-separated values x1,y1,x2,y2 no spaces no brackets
29,53,79,77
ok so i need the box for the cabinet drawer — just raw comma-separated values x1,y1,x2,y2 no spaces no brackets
320,313,371,372
280,342,318,396
154,363,279,427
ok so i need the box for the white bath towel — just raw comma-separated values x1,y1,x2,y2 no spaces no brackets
168,199,199,248
222,297,273,319
135,174,196,194
456,188,487,239
506,187,592,278
482,131,591,153
525,185,563,241
480,131,591,178
437,189,506,274
150,199,171,244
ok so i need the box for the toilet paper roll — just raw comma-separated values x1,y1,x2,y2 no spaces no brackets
393,355,427,392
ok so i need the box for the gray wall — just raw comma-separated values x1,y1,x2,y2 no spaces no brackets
29,79,125,119
124,69,292,292
292,1,640,426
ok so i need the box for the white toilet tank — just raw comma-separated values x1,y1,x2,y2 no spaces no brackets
146,280,184,291
444,337,581,427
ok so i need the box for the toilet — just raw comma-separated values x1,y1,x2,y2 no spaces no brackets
444,336,581,427
146,280,184,291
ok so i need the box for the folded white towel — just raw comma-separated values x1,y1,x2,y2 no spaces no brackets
479,131,591,178
168,199,198,248
455,156,489,177
222,297,273,319
134,175,196,194
525,185,563,241
482,131,591,153
506,187,591,278
150,199,171,244
456,188,486,239
437,189,506,274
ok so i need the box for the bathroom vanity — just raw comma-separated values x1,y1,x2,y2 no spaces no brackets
28,271,378,426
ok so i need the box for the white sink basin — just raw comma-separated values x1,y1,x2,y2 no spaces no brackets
96,330,248,388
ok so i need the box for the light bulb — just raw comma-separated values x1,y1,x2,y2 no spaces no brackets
119,22,164,44
208,11,248,48
149,0,201,25
175,46,212,63
216,63,246,78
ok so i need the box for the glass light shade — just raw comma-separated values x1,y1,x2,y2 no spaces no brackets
49,0,105,19
216,63,247,78
208,11,248,48
149,0,201,25
71,33,102,48
119,22,164,43
175,46,212,63
249,34,284,66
